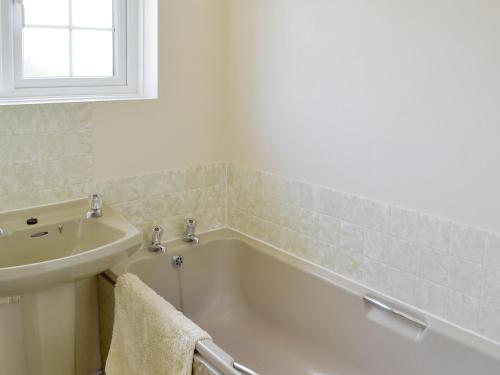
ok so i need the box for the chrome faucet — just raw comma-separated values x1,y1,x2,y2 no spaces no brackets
149,226,166,254
0,228,5,237
86,193,103,219
183,218,199,244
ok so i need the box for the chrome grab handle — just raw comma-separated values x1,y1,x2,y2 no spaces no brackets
234,361,260,375
363,296,427,329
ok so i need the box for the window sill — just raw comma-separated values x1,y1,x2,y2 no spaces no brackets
0,93,158,106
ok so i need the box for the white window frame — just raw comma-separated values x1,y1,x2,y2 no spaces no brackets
0,0,157,104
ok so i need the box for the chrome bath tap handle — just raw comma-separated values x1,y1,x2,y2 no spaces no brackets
149,226,166,254
183,218,199,244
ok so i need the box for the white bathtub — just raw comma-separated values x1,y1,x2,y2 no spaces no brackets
111,229,500,374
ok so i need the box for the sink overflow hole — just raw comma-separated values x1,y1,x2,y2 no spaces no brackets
30,231,49,238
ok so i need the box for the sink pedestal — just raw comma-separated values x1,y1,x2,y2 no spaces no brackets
22,283,76,375
0,278,102,375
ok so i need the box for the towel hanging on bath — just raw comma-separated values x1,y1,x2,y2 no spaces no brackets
106,273,211,375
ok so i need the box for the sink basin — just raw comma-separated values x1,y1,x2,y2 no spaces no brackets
0,199,142,296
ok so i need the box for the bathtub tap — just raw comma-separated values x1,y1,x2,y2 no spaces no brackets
149,226,166,254
183,218,199,244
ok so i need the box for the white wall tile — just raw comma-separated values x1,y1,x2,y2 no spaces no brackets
364,230,388,262
359,198,389,232
38,103,91,133
386,267,417,305
205,163,226,187
261,172,291,202
364,258,387,293
418,246,449,284
185,165,206,190
163,168,187,194
289,180,315,210
418,214,451,252
340,222,365,255
416,279,448,316
478,303,500,343
335,250,364,280
322,245,339,271
317,213,341,246
482,269,500,307
389,206,419,241
339,193,363,225
484,234,500,271
1,135,39,165
386,238,418,274
315,186,343,217
0,137,8,165
450,223,486,264
39,131,92,161
446,290,479,331
448,257,483,298
0,105,39,135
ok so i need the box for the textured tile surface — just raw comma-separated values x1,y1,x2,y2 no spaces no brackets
102,163,227,241
0,104,94,211
2,104,500,346
227,163,500,344
0,104,226,243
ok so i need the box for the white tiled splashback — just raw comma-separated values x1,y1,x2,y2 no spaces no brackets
0,104,226,241
0,104,94,210
1,104,499,344
227,163,500,344
97,163,226,241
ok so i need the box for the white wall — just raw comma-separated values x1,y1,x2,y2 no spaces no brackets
226,0,500,232
92,0,229,180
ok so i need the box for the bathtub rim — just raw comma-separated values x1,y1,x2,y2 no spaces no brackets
109,228,500,362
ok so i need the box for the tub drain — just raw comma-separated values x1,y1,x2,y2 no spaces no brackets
171,255,184,268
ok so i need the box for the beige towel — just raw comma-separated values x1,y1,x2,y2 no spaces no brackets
105,273,211,375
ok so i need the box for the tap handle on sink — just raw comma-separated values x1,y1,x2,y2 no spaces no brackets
86,194,103,219
89,194,103,210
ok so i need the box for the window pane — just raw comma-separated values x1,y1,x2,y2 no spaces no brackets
72,30,114,77
23,28,70,77
72,0,113,29
24,0,69,26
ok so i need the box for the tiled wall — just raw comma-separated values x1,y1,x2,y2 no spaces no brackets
1,104,499,344
0,104,94,210
0,104,226,242
97,163,226,241
227,163,500,344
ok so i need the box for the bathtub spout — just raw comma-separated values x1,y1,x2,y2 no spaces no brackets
184,234,200,244
183,218,200,244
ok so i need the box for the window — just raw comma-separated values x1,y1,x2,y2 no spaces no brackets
0,0,157,104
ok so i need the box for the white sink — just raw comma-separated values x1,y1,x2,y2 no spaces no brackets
0,199,142,296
